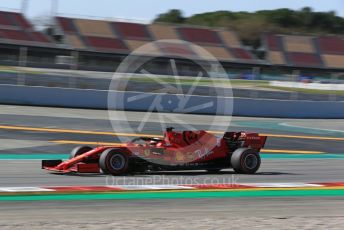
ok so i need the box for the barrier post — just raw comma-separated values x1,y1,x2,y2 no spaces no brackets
249,67,260,98
68,50,78,88
17,46,28,86
290,69,300,100
329,73,339,101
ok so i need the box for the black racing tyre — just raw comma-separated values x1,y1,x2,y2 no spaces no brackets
99,148,130,176
231,148,261,174
70,146,93,159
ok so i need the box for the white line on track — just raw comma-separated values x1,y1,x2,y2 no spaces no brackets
280,123,344,133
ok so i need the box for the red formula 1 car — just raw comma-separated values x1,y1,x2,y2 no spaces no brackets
42,128,267,175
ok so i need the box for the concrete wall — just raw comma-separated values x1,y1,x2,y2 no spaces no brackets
0,84,343,118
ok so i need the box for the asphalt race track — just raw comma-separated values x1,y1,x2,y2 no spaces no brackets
0,105,343,229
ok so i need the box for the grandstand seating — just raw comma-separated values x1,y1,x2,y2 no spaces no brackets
0,11,32,28
317,36,344,69
112,22,151,40
149,24,179,40
84,36,128,52
31,32,51,43
194,45,234,61
178,27,222,45
157,40,197,57
175,26,254,62
64,34,85,49
317,36,344,54
0,29,32,41
56,17,77,34
284,36,315,53
267,51,286,65
55,16,258,63
11,13,32,29
76,18,115,38
219,30,242,48
264,33,344,69
264,34,322,68
0,12,13,27
230,48,253,60
287,52,323,67
3,10,342,70
265,33,283,51
0,11,52,46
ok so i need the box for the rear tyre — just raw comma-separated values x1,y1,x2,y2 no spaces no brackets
70,146,92,159
231,148,261,174
99,148,130,176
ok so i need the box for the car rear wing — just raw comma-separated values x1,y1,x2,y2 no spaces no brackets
243,133,267,150
223,132,267,151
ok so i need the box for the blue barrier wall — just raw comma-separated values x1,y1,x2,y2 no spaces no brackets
0,85,108,109
233,98,344,118
0,85,343,118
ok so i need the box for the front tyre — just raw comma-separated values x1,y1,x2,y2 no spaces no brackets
99,148,130,176
231,148,261,174
70,146,93,159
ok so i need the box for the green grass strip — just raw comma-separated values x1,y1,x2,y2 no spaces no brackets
0,189,344,201
0,154,67,160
